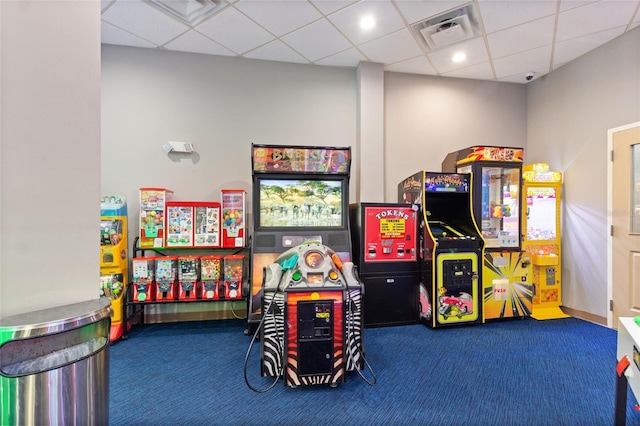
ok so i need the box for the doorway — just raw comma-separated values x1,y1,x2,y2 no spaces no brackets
608,122,640,329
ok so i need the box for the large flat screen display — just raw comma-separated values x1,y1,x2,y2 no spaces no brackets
257,178,345,228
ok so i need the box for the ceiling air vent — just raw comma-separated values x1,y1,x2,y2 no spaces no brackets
412,4,480,51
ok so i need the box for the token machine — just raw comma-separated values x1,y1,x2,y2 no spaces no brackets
522,163,568,320
248,144,355,334
442,146,533,320
399,172,484,327
100,195,128,341
350,203,419,327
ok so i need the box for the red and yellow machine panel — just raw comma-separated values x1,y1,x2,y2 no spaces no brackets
522,163,567,320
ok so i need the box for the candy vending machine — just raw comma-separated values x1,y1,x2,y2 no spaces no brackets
223,254,244,299
200,255,223,300
131,257,155,303
155,256,178,301
178,256,200,300
139,187,173,249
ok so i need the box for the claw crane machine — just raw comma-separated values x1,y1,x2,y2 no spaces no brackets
442,146,533,320
100,195,128,341
522,163,568,320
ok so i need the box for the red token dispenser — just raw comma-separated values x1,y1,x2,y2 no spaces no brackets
224,254,244,299
221,190,247,248
178,256,200,300
200,255,223,300
139,188,173,249
155,256,178,301
132,257,155,302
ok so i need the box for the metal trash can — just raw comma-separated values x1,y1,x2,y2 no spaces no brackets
0,298,111,425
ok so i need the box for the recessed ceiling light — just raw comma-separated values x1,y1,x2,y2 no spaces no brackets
360,15,376,30
452,52,466,63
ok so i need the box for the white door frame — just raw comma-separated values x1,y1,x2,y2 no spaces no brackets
607,121,640,328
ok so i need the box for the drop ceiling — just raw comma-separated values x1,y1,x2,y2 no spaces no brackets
101,0,640,84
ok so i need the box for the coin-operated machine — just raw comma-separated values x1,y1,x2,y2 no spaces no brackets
442,146,533,320
349,203,419,327
399,172,484,327
245,242,371,391
522,163,568,320
100,195,128,341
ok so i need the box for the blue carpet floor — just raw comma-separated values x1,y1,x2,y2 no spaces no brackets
109,317,640,425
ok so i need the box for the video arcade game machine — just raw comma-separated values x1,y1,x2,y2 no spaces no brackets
399,172,484,328
248,144,354,334
349,203,419,327
442,146,533,320
522,163,568,320
247,144,369,390
100,195,128,341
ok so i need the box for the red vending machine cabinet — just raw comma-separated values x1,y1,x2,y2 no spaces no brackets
194,202,221,247
221,190,247,248
166,201,221,248
178,256,200,300
132,257,155,302
224,254,244,299
200,255,222,300
166,201,194,247
155,256,178,301
139,188,173,249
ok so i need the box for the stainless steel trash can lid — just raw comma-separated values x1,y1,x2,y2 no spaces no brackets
0,299,112,336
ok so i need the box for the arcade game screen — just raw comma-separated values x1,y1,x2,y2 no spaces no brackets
257,178,345,228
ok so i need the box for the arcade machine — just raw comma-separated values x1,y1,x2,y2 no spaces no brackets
100,195,128,341
245,144,372,390
442,146,533,320
245,241,369,391
522,163,568,320
247,144,355,335
349,203,419,327
399,172,484,327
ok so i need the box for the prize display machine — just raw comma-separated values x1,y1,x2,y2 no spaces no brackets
399,172,484,328
100,195,128,341
244,241,370,391
247,144,355,335
139,187,173,249
522,163,568,320
349,203,419,327
442,146,533,320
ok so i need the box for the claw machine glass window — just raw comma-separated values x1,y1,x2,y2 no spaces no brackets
458,165,521,248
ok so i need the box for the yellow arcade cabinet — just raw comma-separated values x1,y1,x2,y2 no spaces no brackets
442,146,533,320
522,163,568,320
100,195,128,341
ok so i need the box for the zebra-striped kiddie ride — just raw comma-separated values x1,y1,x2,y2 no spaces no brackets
248,241,374,391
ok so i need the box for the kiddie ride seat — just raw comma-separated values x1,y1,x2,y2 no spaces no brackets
244,242,376,392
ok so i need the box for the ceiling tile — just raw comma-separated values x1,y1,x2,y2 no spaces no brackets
478,0,557,34
493,45,552,78
556,0,639,42
385,55,438,75
101,0,189,45
101,20,156,48
488,15,555,59
394,0,469,25
559,0,600,12
195,7,274,54
314,47,368,67
282,18,353,61
441,61,496,81
166,30,236,56
243,39,309,64
235,0,322,37
553,25,627,66
310,0,358,16
427,37,489,74
358,28,424,64
328,0,406,45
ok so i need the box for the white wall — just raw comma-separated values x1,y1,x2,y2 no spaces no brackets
0,1,101,318
384,73,527,202
101,45,357,246
527,27,640,320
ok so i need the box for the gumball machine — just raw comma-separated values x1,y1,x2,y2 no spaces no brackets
132,257,155,302
223,254,244,299
178,256,200,300
221,189,247,248
155,256,178,301
201,255,223,300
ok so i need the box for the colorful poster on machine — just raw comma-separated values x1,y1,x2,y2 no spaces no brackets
252,144,350,174
363,206,417,262
457,146,524,164
425,172,469,193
